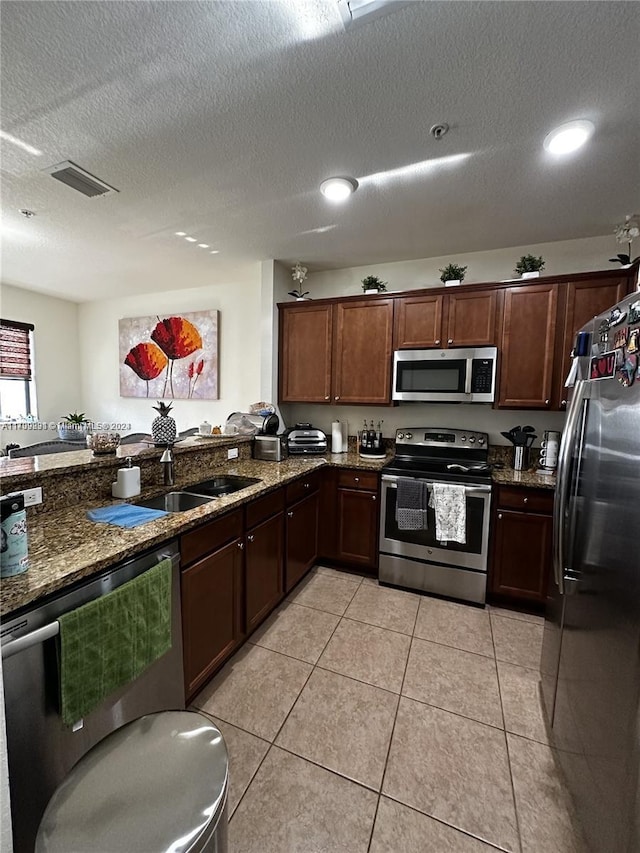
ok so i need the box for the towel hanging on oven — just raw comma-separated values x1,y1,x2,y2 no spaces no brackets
396,478,429,530
430,483,466,544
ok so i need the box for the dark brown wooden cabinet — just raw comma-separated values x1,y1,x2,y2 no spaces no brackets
393,289,497,349
556,275,630,409
285,491,319,592
181,534,244,699
319,468,379,573
279,303,333,403
394,293,444,348
446,289,498,347
333,299,394,404
490,486,554,604
245,510,284,635
498,283,559,408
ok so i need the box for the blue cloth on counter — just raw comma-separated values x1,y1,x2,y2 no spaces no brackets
86,503,168,528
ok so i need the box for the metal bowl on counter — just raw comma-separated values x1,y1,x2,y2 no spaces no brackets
86,432,121,455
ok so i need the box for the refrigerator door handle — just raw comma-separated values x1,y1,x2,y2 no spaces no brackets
553,379,588,592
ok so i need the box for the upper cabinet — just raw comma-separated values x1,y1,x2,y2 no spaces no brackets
393,289,497,349
498,283,559,409
279,303,333,403
333,299,394,405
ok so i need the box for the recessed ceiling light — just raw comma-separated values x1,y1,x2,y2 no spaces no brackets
210,250,219,255
0,130,43,156
543,120,594,155
185,236,197,242
320,176,358,202
197,243,209,249
175,231,186,236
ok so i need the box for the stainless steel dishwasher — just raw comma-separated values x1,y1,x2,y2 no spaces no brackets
1,541,185,853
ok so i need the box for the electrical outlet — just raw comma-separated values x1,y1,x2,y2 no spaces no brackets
5,487,43,507
227,447,239,460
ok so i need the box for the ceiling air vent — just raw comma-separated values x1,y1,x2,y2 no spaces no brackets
43,161,119,198
337,0,408,29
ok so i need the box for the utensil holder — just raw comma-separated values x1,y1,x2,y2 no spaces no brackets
512,446,530,471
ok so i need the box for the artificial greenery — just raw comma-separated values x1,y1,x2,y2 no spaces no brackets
288,288,310,299
62,412,90,424
515,255,545,275
361,275,387,292
439,263,467,283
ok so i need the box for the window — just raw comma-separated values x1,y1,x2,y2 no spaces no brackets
0,319,38,420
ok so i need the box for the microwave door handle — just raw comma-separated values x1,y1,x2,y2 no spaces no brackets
464,360,472,395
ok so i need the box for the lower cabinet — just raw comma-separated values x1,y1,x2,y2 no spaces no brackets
181,532,244,700
320,468,380,573
245,509,284,634
489,486,553,604
285,491,319,592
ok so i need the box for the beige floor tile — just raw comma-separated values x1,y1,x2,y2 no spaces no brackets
370,797,499,853
286,572,360,616
403,638,503,728
314,565,363,584
343,582,420,634
508,733,587,853
276,667,398,790
202,716,269,817
192,644,312,741
491,614,543,669
383,698,518,852
498,661,551,744
229,746,378,852
414,597,494,657
317,617,411,693
490,605,544,626
250,601,340,663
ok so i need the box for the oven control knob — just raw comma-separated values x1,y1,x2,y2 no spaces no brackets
468,436,476,443
397,432,405,440
461,435,466,441
405,432,413,440
478,437,485,445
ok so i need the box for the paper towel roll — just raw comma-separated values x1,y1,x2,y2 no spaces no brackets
331,421,343,454
341,421,348,452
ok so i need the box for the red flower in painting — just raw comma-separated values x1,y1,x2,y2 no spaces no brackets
151,317,202,360
196,359,204,375
124,342,168,380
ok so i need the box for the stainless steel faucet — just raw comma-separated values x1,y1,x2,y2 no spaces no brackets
160,447,174,486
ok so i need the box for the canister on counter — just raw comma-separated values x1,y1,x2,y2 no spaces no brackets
1,494,29,577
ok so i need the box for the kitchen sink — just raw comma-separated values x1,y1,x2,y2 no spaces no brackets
183,475,261,497
133,492,215,512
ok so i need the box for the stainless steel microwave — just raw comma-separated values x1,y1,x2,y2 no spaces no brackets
392,346,498,403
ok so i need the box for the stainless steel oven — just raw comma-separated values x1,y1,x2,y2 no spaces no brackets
392,346,497,403
379,428,493,605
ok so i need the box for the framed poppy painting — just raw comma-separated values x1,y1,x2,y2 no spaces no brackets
119,311,219,399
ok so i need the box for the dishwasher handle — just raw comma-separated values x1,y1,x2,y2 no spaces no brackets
2,620,60,659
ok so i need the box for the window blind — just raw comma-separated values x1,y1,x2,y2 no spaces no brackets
0,319,34,379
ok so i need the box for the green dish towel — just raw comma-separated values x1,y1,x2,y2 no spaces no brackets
58,558,172,726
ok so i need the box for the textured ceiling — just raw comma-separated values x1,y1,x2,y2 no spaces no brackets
1,0,639,301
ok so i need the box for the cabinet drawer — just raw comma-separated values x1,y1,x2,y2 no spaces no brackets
337,469,378,491
286,470,321,505
246,487,285,529
181,508,243,567
497,486,554,514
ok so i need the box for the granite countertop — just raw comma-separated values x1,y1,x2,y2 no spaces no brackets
491,466,556,490
1,450,392,618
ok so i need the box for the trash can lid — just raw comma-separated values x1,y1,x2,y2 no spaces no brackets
36,711,228,853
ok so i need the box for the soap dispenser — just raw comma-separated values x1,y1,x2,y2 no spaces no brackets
112,457,141,499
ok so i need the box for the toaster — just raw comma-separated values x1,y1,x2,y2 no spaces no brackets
253,434,288,462
284,424,328,455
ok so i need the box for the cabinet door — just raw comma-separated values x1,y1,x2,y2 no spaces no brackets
181,538,244,699
557,276,629,410
393,294,444,348
445,290,497,347
498,284,558,408
490,510,552,602
246,512,284,634
336,488,379,571
333,299,394,404
285,492,319,592
279,304,333,403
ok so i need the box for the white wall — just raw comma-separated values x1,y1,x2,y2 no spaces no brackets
78,270,262,434
305,235,618,299
0,284,80,450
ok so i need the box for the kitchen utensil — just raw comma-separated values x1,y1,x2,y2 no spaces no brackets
513,446,530,471
501,431,517,444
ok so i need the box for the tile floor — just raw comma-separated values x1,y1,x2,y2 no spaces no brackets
191,567,586,853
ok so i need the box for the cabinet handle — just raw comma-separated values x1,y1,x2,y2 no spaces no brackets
287,511,294,518
335,396,340,401
372,494,376,501
247,534,255,543
448,338,453,345
354,477,360,483
545,399,550,405
435,339,441,345
523,498,528,504
498,513,503,520
304,482,310,489
561,399,567,409
325,396,330,400
237,541,244,550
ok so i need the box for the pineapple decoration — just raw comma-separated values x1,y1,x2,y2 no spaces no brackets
151,401,177,445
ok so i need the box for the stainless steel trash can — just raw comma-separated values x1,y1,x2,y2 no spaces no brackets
35,711,228,853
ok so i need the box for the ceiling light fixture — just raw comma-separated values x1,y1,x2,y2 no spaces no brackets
543,120,595,155
0,130,43,156
185,236,197,242
197,243,209,249
175,231,186,236
320,176,358,202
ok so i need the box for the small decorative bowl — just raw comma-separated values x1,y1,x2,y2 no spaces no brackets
86,432,120,455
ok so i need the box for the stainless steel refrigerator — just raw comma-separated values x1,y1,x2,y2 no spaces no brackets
541,288,640,853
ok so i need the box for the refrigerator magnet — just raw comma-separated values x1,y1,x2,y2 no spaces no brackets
627,328,639,354
616,353,637,387
628,300,640,325
590,351,616,380
597,320,610,352
613,327,629,349
609,307,627,327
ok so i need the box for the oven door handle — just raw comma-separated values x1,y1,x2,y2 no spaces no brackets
381,475,491,495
